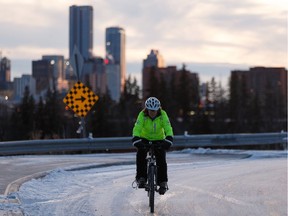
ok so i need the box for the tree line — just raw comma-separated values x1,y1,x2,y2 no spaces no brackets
0,71,286,141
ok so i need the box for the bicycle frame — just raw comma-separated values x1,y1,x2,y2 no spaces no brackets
147,143,158,189
145,141,161,213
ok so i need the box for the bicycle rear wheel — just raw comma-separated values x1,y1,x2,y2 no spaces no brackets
148,165,155,213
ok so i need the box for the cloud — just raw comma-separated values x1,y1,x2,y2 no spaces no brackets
0,0,286,81
91,0,286,67
0,1,68,58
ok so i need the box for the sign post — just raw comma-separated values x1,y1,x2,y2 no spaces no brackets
64,46,98,138
63,81,99,137
81,117,86,138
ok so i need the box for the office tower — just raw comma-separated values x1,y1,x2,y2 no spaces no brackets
87,56,106,95
142,49,165,98
105,26,126,102
231,67,287,105
32,59,53,95
42,55,68,92
142,49,199,100
0,57,11,90
230,67,287,131
42,55,65,80
32,56,68,95
13,75,36,102
69,5,93,61
143,49,165,68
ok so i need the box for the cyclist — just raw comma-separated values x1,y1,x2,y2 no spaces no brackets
132,97,174,195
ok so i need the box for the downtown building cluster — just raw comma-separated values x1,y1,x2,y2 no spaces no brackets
0,5,287,140
0,4,287,112
0,5,126,104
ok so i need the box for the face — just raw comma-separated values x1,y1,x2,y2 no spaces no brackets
148,109,158,118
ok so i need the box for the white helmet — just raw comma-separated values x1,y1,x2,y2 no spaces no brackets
145,97,161,111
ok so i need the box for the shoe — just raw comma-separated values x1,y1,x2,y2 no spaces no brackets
158,182,168,195
137,177,146,188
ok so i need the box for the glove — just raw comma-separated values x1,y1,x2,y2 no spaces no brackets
132,136,140,143
165,136,173,145
163,136,173,150
132,136,145,148
132,136,141,145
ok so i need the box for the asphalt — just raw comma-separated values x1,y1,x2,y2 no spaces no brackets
0,152,251,216
0,154,136,216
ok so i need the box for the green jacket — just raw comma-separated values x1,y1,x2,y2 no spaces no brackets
132,109,173,140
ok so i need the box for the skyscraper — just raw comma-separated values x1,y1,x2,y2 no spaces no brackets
0,57,11,91
69,5,93,61
42,55,68,92
142,49,165,98
230,67,287,131
42,55,65,80
143,49,165,68
105,27,126,102
13,75,36,102
32,59,53,94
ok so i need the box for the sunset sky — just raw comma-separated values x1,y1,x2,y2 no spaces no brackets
0,0,286,86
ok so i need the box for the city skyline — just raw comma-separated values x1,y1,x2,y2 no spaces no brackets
0,0,286,87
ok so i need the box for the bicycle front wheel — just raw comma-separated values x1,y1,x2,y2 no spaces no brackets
149,165,155,213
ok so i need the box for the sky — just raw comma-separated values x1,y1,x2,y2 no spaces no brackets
0,0,287,87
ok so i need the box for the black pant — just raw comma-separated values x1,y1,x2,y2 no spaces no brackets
136,147,168,184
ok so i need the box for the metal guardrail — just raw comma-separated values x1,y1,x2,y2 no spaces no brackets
0,132,287,156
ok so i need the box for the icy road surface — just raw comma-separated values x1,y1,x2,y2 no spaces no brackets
2,149,288,215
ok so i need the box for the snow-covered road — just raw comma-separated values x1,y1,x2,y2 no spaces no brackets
1,149,287,216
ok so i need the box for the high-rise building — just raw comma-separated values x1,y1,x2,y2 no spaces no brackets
32,59,53,95
42,55,68,92
69,5,93,61
87,56,106,95
13,75,36,102
142,49,199,100
105,26,126,102
32,56,69,95
230,67,287,131
142,49,165,98
231,67,287,105
0,57,11,90
143,49,165,68
42,55,65,80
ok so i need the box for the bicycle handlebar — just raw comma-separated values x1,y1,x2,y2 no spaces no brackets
141,139,163,144
140,139,165,150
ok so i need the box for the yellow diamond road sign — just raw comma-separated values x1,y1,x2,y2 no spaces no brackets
63,81,99,117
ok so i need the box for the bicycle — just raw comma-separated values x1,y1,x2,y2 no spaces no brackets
132,139,169,213
145,140,168,213
145,141,156,213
